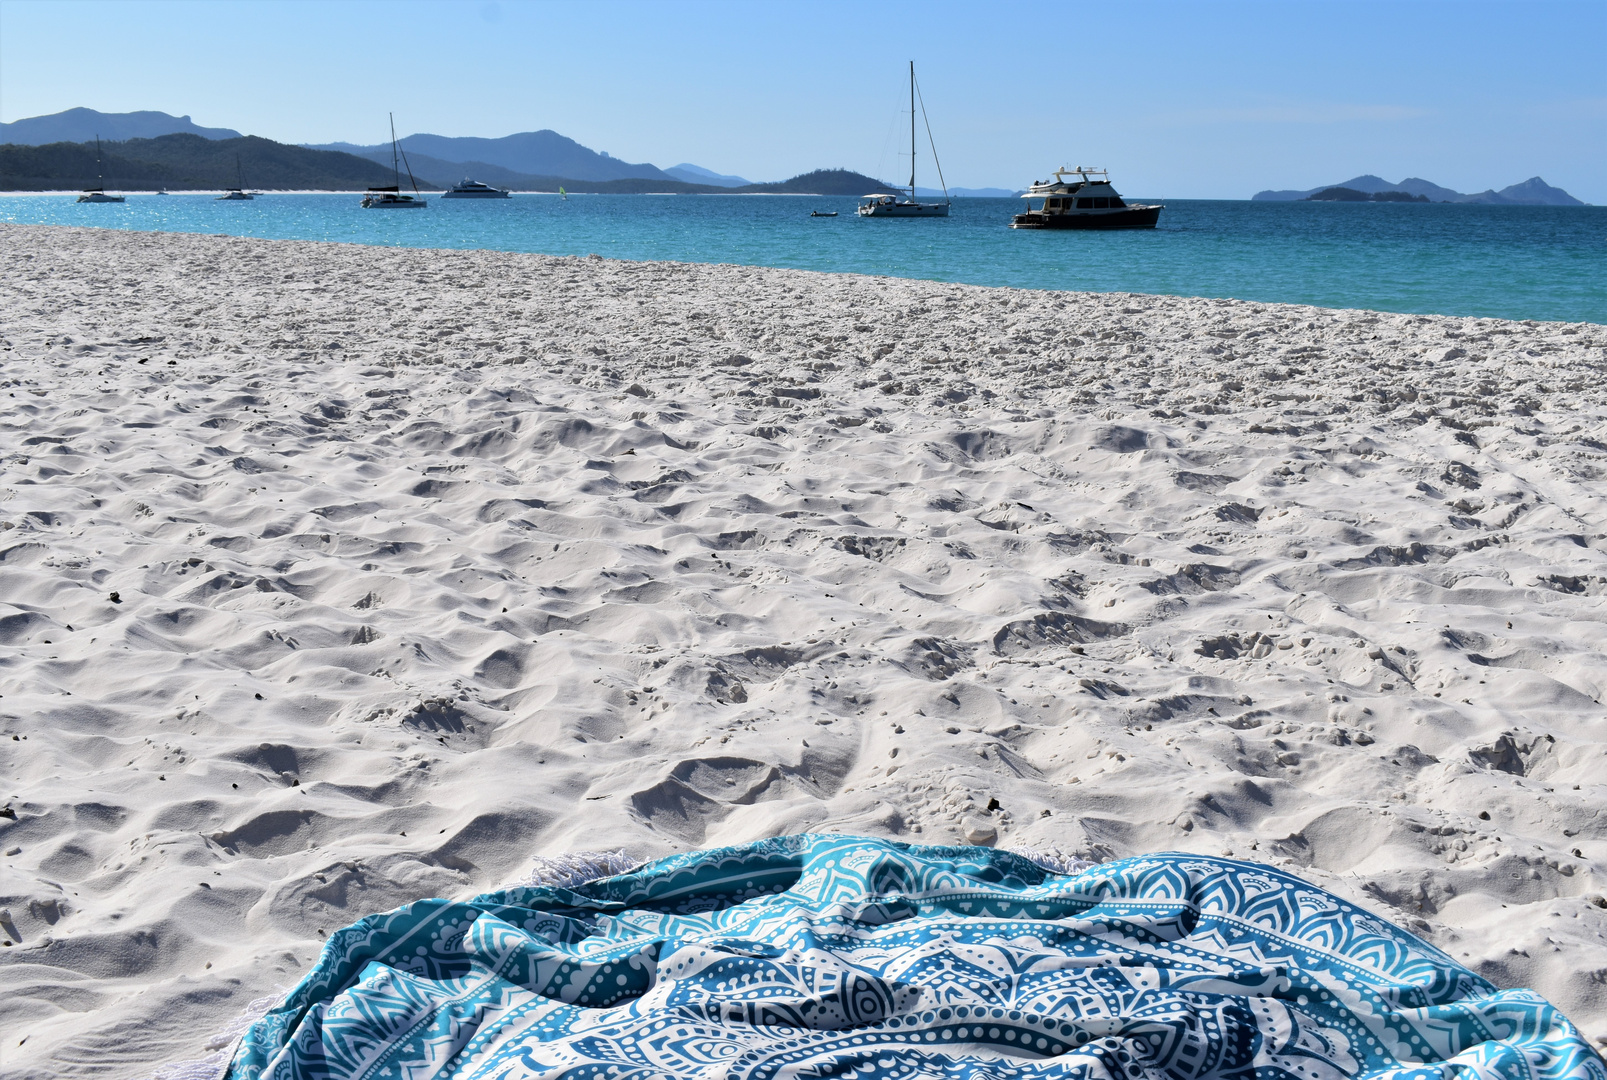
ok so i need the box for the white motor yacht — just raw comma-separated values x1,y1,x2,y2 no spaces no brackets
857,62,949,219
441,178,510,199
1010,167,1162,229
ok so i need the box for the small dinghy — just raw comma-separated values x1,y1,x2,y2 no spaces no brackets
810,210,838,217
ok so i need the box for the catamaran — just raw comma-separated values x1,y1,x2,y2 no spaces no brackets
76,136,125,203
362,114,427,209
217,154,255,200
857,62,949,218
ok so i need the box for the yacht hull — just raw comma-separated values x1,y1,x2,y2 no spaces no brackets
1011,205,1162,229
76,193,124,203
440,191,511,199
857,203,950,218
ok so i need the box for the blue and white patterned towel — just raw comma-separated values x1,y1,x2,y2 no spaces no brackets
228,834,1603,1079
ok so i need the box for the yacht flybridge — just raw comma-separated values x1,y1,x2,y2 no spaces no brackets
857,62,949,218
362,114,427,209
1010,167,1162,229
441,178,510,199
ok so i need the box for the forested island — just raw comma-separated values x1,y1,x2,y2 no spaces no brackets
0,133,893,195
1305,187,1430,203
0,135,421,191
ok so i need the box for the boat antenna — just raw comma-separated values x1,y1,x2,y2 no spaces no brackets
908,60,916,200
912,68,949,206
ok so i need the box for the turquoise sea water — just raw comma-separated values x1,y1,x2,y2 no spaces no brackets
4,192,1602,323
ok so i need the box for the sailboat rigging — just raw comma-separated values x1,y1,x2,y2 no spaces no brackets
76,136,125,203
857,62,949,218
217,154,255,200
362,114,427,209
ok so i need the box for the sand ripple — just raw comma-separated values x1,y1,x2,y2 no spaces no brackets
1,224,1605,1074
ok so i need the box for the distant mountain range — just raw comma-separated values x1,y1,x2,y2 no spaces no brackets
0,108,1010,196
664,163,751,187
0,134,419,192
0,129,896,196
1253,174,1586,206
5,110,1589,204
310,129,679,183
0,107,241,144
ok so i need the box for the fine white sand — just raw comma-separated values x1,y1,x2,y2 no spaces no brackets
1,223,1604,1076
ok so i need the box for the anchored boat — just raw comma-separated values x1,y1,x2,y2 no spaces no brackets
217,154,255,200
441,178,510,199
362,114,427,209
857,62,950,218
76,136,125,203
1010,167,1162,229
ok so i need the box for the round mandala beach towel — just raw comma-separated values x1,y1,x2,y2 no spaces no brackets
228,834,1603,1079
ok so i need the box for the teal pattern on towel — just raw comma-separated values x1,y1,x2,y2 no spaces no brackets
229,835,1603,1079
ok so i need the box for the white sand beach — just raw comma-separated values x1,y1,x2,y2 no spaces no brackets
0,223,1604,1076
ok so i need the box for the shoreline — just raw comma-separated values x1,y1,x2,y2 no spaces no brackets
1,224,1605,1073
3,219,1604,330
0,189,920,197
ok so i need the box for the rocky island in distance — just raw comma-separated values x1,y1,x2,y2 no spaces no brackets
1255,173,1586,205
1306,187,1429,203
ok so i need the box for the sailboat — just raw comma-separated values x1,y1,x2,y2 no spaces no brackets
76,136,125,203
361,114,426,209
857,62,949,218
217,154,254,200
559,186,568,200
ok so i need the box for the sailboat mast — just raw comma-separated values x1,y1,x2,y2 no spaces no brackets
909,61,916,199
96,135,104,187
390,113,400,187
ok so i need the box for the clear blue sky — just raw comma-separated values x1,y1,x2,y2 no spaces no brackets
2,0,1603,200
